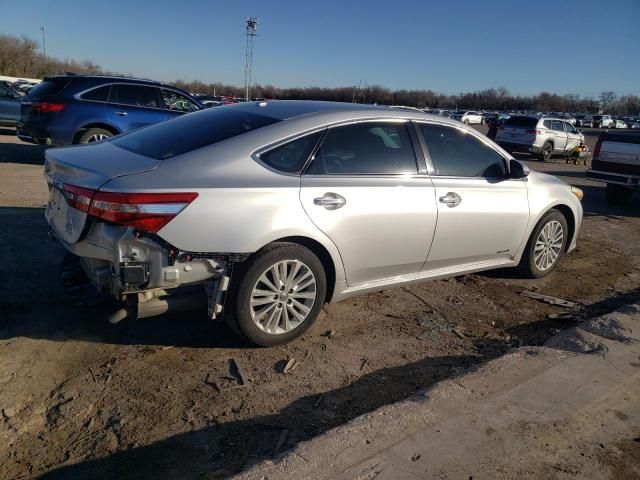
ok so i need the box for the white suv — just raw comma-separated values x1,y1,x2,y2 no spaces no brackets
496,116,585,161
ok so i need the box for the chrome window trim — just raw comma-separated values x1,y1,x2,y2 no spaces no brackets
252,118,417,177
74,83,199,112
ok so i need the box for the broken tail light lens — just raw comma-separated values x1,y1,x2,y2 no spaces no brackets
62,184,93,212
88,191,199,233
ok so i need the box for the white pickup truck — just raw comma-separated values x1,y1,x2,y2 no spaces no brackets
587,131,640,204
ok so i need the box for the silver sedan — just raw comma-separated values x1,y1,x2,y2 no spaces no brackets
44,101,584,346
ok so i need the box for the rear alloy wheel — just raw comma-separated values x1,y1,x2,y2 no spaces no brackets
518,210,568,278
463,119,470,125
78,128,114,144
606,184,632,205
539,141,553,162
226,243,326,346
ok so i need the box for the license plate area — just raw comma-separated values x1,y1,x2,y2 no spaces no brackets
45,183,88,244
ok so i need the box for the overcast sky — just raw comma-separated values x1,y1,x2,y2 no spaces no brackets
1,0,639,97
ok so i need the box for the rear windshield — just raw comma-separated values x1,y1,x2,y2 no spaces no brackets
27,79,69,98
112,108,281,159
504,116,538,128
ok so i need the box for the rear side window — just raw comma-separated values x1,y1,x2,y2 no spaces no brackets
113,108,281,159
27,79,69,98
504,116,538,128
305,122,418,175
80,85,111,102
259,132,323,174
543,120,552,129
551,120,565,131
113,84,161,108
419,123,507,178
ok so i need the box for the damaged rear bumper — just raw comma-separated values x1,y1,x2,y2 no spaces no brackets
49,221,247,320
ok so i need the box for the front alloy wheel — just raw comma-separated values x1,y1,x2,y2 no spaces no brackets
518,209,568,278
533,220,564,272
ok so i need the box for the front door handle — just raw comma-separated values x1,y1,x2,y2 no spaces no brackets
314,192,346,210
114,111,128,116
439,192,462,208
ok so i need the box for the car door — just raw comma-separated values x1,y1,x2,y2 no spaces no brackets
550,120,568,152
563,121,581,151
299,120,438,286
415,122,530,271
160,89,201,119
0,85,21,124
108,84,166,132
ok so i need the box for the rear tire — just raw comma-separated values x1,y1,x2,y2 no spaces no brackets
78,128,114,144
225,243,327,346
606,184,632,205
538,141,553,162
518,210,568,279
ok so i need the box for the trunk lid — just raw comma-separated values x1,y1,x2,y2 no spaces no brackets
44,141,161,244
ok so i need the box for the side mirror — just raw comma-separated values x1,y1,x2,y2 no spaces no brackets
510,159,529,179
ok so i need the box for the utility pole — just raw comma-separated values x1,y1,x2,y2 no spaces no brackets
40,26,46,59
244,17,259,102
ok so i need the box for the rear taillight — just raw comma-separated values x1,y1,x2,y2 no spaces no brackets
62,184,93,212
593,137,603,158
61,184,198,233
88,191,198,233
32,102,65,113
526,130,542,135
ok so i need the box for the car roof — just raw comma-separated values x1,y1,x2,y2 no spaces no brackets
228,100,455,124
43,74,170,87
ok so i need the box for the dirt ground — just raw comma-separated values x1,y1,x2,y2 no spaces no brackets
1,126,639,480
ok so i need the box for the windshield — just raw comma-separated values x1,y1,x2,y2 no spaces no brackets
113,108,281,159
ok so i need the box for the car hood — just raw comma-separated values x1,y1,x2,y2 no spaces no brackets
527,170,569,187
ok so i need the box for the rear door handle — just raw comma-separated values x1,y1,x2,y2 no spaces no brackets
114,111,128,116
439,192,462,208
314,192,346,210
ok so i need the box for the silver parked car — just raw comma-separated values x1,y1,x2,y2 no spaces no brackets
44,101,584,346
496,116,585,161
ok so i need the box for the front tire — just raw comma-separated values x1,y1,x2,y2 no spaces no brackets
606,184,632,205
518,210,568,278
225,243,327,346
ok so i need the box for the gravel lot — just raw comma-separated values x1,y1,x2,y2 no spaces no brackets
1,125,639,479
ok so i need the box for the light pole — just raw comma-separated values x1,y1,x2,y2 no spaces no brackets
244,17,259,102
40,26,46,59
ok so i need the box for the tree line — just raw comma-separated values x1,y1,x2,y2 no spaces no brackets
2,33,638,115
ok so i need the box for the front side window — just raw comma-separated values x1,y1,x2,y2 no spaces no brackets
113,84,161,108
305,122,417,175
259,132,323,174
564,122,577,134
419,123,507,178
161,89,200,113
